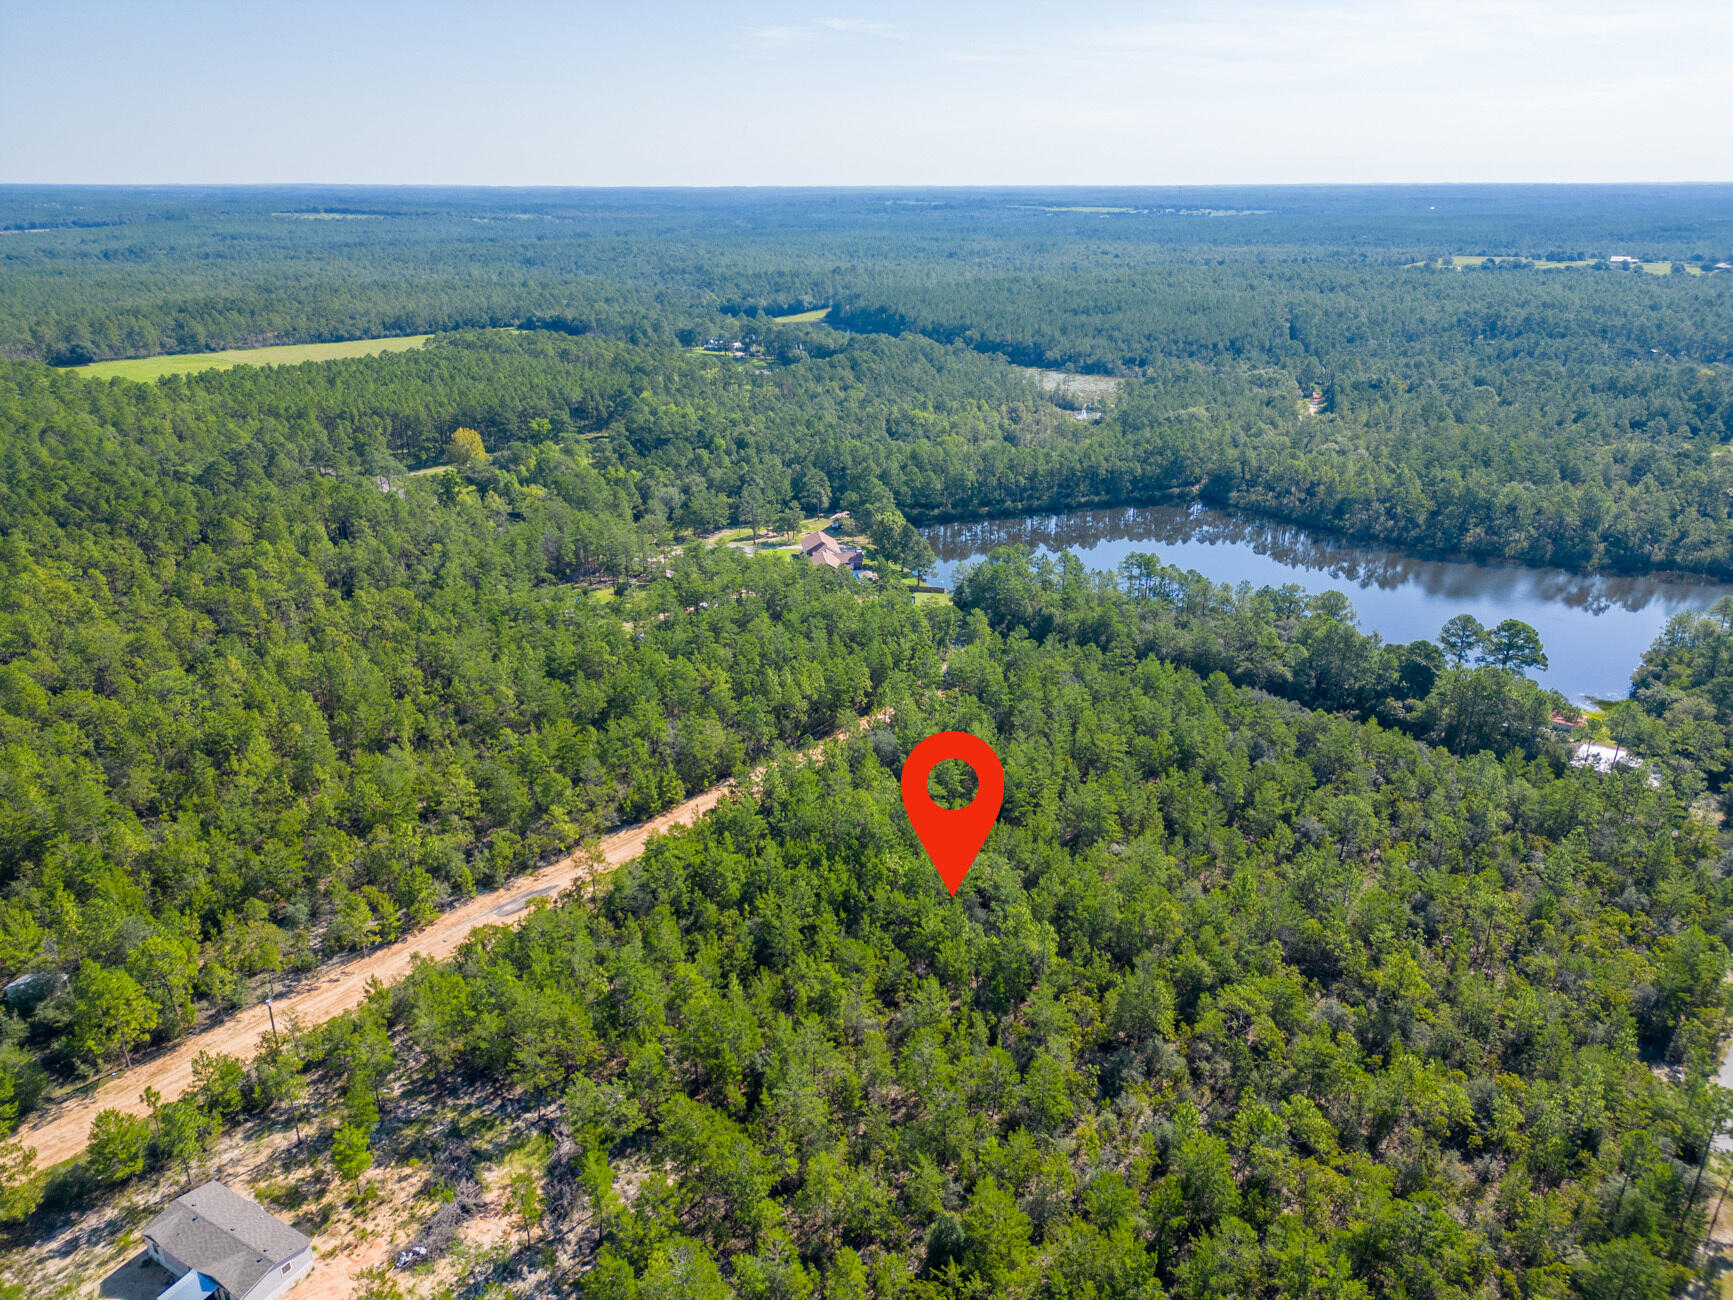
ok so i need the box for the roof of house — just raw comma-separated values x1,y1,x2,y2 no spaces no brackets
144,1182,309,1299
799,532,865,564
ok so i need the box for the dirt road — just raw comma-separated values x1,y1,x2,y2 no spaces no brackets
15,721,879,1171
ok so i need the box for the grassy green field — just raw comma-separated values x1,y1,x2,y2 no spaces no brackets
72,334,433,381
770,307,830,323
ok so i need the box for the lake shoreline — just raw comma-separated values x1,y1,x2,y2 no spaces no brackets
910,490,1733,588
922,500,1733,704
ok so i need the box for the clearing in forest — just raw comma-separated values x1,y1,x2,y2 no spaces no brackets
770,306,830,323
1022,367,1129,403
70,334,433,381
1440,254,1704,274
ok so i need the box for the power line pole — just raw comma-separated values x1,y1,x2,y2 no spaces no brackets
264,975,303,1145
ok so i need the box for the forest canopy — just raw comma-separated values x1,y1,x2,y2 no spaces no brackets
5,186,1728,576
3,186,1733,1298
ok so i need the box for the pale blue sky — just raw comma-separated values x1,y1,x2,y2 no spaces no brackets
3,0,1728,184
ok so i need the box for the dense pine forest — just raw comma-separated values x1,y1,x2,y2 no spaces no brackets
5,186,1728,575
2,187,1733,1298
371,600,1729,1299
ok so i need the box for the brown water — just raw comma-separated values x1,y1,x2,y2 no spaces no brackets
924,503,1733,704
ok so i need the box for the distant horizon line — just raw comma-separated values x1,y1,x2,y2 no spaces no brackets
4,180,1732,191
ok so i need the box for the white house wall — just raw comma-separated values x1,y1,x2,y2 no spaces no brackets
146,1239,192,1280
239,1246,312,1300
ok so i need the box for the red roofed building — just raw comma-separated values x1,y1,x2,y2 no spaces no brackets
796,531,864,571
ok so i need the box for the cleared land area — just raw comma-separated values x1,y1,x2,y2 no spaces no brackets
771,306,830,322
71,334,432,381
1442,254,1706,274
1022,366,1129,403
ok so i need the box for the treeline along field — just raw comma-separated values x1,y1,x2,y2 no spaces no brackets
87,324,1733,577
3,187,1729,578
3,185,1729,368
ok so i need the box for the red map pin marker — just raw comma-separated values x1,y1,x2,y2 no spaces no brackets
901,731,1004,895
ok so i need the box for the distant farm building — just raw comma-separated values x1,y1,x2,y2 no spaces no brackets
143,1182,312,1300
1608,255,1641,264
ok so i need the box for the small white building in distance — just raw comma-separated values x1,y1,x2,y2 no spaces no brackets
143,1181,312,1300
1570,742,1662,787
1571,741,1634,773
1572,740,1665,786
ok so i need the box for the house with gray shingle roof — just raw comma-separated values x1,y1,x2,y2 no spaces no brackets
143,1182,312,1300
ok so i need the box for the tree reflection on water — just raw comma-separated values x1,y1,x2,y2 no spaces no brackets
924,503,1726,614
924,503,1733,703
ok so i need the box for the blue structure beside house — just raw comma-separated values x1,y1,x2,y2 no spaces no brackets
158,1270,220,1300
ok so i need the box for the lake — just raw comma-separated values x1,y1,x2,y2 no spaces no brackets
923,503,1733,704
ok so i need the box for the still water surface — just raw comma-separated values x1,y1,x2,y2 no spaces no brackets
923,504,1733,704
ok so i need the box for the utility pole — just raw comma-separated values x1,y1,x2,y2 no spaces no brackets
264,975,304,1145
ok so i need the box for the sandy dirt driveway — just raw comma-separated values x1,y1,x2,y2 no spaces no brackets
15,717,883,1171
